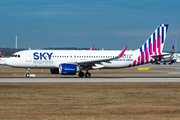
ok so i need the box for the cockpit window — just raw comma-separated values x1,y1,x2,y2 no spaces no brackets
11,54,20,58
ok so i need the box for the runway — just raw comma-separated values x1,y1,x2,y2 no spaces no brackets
0,77,180,82
0,63,180,79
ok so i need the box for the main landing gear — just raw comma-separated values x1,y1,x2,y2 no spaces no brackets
25,68,30,78
78,71,91,78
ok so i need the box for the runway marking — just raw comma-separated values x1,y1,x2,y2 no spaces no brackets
138,68,152,70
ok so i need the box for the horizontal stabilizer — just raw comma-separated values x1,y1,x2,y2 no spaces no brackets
151,53,171,59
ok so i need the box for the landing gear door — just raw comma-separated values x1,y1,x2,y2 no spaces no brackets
26,52,32,62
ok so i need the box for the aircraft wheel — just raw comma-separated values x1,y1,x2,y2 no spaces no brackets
26,73,30,78
85,73,91,78
78,72,84,77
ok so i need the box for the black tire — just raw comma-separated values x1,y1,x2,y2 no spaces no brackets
26,74,30,78
78,72,84,77
85,73,91,78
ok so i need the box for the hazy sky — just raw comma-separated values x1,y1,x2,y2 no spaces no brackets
0,0,180,51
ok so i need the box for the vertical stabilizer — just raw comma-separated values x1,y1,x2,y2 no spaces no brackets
138,24,168,64
130,24,169,67
171,45,174,54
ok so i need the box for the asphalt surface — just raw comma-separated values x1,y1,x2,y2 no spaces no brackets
1,63,180,79
0,78,180,82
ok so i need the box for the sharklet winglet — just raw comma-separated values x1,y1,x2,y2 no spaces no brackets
119,46,127,57
90,46,94,50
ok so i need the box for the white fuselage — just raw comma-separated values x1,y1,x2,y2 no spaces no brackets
4,50,138,69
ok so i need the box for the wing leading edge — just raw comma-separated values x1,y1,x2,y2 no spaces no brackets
77,46,127,66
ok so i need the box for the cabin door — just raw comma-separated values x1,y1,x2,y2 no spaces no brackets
26,52,32,62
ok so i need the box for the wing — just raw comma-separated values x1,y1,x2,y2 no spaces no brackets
77,46,127,69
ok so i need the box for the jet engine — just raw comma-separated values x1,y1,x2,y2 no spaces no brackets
59,64,79,75
50,64,79,75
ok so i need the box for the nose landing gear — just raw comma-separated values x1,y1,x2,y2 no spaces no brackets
25,68,30,78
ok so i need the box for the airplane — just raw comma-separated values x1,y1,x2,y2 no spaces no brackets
152,45,176,65
0,50,7,65
0,24,169,78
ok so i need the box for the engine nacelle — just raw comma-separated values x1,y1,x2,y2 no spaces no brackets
59,64,79,75
50,68,59,74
